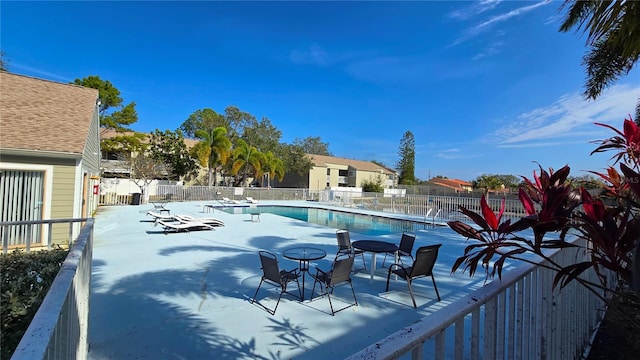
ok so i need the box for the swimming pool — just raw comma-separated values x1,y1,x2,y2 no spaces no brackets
219,205,431,236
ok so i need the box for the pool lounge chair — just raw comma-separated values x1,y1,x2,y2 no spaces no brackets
246,197,258,204
222,197,239,204
147,210,175,221
156,219,216,233
174,214,225,227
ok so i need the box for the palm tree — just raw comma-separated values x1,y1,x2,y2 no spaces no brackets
192,126,231,186
472,174,504,196
262,151,285,188
231,139,266,187
559,0,640,100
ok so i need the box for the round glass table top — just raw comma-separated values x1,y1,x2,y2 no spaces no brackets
282,247,327,261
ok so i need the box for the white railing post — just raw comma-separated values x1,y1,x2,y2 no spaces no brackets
346,237,613,360
8,218,93,360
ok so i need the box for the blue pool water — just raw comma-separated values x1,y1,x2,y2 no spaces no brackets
219,205,430,236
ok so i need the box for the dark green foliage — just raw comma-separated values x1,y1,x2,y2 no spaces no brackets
559,0,640,100
224,105,256,142
277,143,313,176
148,129,199,181
362,176,384,193
242,116,282,153
0,51,8,72
73,75,141,154
397,131,416,185
569,174,606,190
472,174,506,193
73,76,139,131
73,75,122,115
293,136,332,156
495,174,521,188
1,248,69,359
179,108,228,139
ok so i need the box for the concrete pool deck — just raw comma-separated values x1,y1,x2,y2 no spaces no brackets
88,200,492,359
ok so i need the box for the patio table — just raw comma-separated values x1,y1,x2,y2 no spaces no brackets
352,240,398,283
282,246,327,301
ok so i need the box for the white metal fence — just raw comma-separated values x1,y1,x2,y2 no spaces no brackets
99,184,528,221
346,238,613,360
73,184,612,359
6,218,94,360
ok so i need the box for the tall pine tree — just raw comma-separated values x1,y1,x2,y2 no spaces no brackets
396,131,416,185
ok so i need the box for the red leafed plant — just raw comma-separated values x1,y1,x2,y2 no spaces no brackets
448,115,640,300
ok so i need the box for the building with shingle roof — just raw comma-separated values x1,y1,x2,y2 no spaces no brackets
99,129,200,178
0,71,100,246
426,177,472,193
277,153,397,190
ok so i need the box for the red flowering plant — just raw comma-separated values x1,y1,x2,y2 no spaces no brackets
448,195,532,280
448,115,640,300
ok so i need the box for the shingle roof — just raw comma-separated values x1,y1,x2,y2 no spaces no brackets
0,72,98,154
428,178,472,190
431,178,471,186
308,154,394,174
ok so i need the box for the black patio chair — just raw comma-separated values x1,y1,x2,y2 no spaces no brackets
250,250,301,315
336,229,366,270
310,254,358,315
381,231,416,267
385,244,441,308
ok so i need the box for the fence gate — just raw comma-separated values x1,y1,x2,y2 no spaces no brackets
0,169,44,245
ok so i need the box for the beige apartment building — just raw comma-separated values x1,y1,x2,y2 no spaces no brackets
278,154,397,191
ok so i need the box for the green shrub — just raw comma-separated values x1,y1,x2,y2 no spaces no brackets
1,248,68,359
362,175,384,193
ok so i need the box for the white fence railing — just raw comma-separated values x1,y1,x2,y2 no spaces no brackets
6,218,94,360
98,184,528,222
1,218,87,253
346,238,613,360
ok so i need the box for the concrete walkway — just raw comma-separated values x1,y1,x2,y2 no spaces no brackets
88,200,490,359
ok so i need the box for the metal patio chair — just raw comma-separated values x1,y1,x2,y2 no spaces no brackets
385,244,442,308
336,229,366,270
250,250,301,315
310,254,358,315
381,231,416,267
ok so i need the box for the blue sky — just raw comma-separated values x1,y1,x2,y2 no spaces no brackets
3,1,639,182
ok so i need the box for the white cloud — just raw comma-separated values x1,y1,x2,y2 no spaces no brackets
493,83,640,146
473,1,549,32
453,1,551,45
449,0,504,20
496,140,588,149
12,63,71,82
473,40,504,60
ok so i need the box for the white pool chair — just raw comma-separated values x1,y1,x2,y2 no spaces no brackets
156,220,216,233
222,197,239,204
147,210,174,221
174,214,225,227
